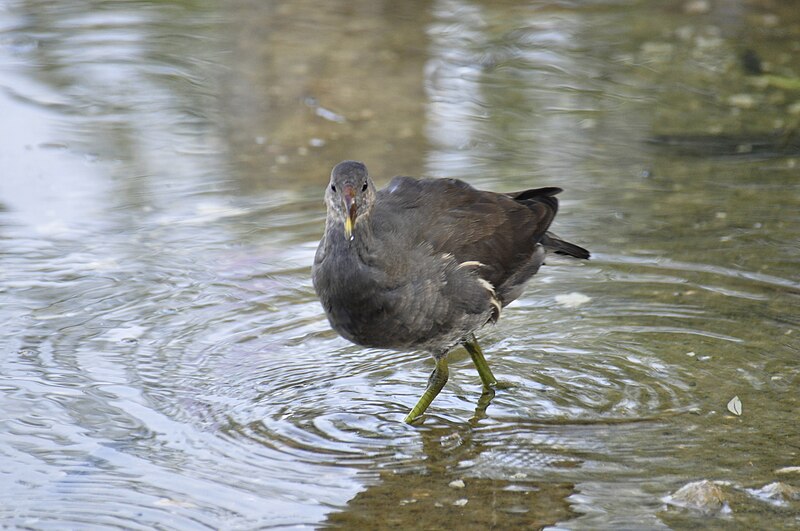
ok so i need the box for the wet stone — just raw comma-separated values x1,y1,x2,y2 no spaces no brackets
640,42,675,58
448,479,466,489
748,482,800,503
683,0,711,15
665,480,732,514
728,94,757,109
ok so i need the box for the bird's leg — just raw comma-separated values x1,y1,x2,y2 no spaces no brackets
404,357,449,424
464,335,514,422
464,335,514,391
463,335,497,389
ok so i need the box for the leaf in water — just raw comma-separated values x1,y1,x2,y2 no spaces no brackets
727,396,742,416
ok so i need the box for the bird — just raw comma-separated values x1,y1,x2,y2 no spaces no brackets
312,160,589,423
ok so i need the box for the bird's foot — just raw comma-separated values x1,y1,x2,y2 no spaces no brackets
470,380,516,423
403,411,425,425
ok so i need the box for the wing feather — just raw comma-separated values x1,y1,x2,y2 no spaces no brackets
376,176,558,293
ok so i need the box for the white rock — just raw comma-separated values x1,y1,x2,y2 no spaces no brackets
554,292,591,308
448,479,466,489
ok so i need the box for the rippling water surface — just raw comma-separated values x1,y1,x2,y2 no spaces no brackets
1,0,799,528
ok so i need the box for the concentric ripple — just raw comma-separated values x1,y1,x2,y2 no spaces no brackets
2,0,799,528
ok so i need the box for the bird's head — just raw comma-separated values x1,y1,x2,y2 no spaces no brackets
325,160,376,241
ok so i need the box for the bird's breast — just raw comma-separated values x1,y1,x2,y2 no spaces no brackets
314,243,495,351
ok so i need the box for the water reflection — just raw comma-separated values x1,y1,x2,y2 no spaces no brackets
425,0,622,184
326,424,576,529
1,0,799,528
222,0,432,189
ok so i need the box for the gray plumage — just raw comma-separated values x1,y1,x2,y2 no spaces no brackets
312,160,589,359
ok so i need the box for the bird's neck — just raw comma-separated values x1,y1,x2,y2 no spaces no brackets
324,213,376,261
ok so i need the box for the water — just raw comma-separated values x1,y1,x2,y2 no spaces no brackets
1,0,798,528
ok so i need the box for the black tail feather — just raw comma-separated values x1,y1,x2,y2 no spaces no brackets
507,188,589,259
507,187,562,215
542,232,590,259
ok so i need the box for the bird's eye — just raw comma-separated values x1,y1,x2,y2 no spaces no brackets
361,182,368,192
331,184,336,192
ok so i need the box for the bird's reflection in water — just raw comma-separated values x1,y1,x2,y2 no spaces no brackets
325,422,577,529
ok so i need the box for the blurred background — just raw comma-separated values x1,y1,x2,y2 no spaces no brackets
1,0,798,528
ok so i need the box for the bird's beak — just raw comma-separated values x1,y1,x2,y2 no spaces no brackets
343,185,357,240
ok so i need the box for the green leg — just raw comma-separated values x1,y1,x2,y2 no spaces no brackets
464,335,511,423
463,335,497,389
404,357,449,424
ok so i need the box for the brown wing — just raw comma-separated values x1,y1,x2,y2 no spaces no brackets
376,176,558,290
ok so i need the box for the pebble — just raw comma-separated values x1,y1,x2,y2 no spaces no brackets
641,42,674,56
554,292,591,308
448,479,466,489
760,13,780,27
728,94,757,109
675,26,694,41
315,106,346,123
683,0,711,14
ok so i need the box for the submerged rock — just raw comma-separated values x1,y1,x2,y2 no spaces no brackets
683,0,711,15
728,94,757,109
748,482,800,504
664,480,732,514
448,479,466,489
554,292,591,308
